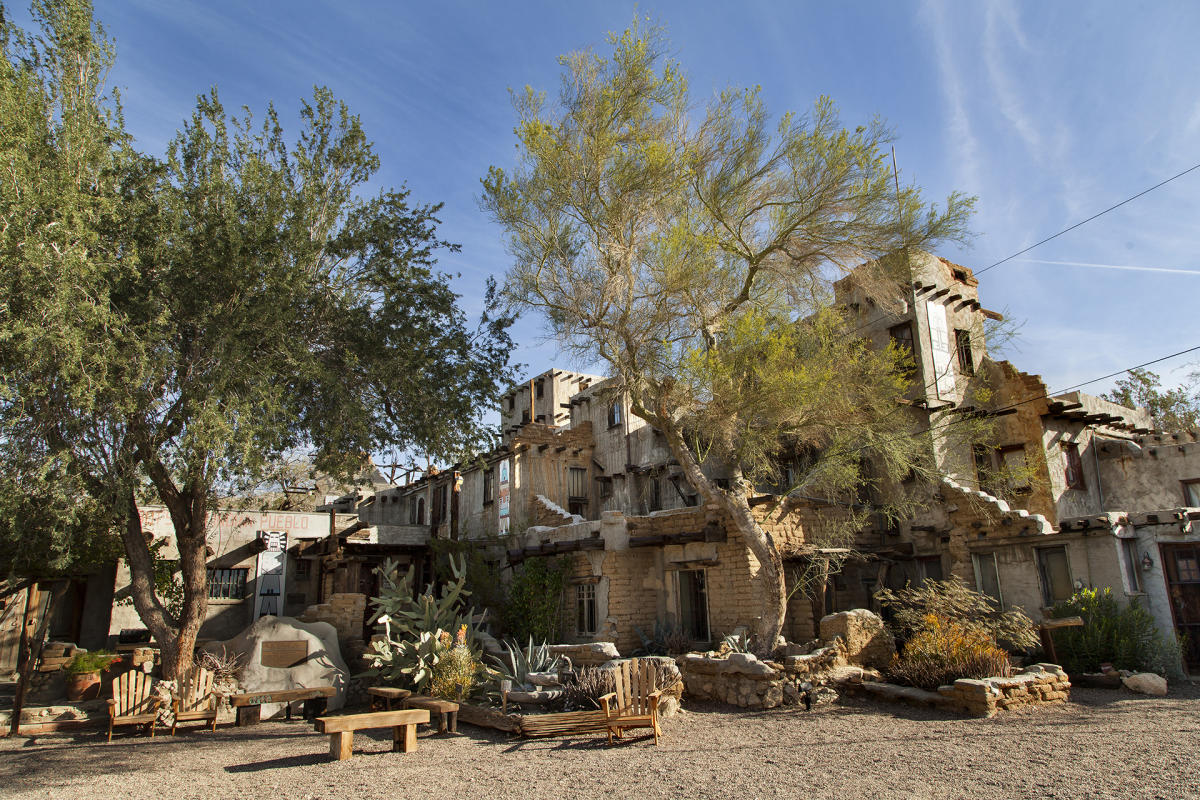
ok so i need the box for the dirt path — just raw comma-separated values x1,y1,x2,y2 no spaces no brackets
3,686,1198,800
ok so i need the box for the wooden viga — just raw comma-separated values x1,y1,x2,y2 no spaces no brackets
599,657,663,745
108,670,162,742
172,665,218,735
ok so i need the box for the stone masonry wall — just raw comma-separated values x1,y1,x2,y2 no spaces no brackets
937,663,1071,716
298,592,366,651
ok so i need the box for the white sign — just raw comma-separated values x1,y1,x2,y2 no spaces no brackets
253,530,287,618
926,300,956,399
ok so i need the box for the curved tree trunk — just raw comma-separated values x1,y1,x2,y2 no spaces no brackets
653,412,787,650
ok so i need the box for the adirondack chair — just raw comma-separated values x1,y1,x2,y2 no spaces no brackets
172,665,218,735
599,657,663,745
108,670,162,742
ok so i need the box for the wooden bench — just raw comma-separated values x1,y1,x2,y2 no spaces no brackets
367,686,411,711
229,686,336,726
314,709,430,761
402,695,460,734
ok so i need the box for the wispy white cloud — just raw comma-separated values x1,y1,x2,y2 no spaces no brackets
1013,258,1200,276
920,0,981,191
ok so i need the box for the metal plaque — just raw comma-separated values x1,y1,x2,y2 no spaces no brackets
260,639,308,668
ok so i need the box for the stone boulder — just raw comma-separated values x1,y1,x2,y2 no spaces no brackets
1121,672,1168,696
819,609,895,669
549,641,620,667
201,615,349,718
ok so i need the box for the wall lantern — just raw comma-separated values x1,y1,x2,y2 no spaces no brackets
1141,553,1154,572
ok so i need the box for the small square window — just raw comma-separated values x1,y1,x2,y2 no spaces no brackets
1037,546,1073,606
597,477,613,499
1182,479,1200,507
207,568,248,600
889,321,914,354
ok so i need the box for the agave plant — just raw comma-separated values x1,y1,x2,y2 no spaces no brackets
488,636,564,690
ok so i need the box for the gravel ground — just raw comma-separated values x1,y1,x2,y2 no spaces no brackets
3,685,1198,800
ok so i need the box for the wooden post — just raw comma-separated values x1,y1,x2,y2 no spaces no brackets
394,723,417,753
330,730,354,760
9,584,40,737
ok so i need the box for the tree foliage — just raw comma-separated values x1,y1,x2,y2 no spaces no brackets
1103,368,1199,432
482,18,974,644
0,0,513,675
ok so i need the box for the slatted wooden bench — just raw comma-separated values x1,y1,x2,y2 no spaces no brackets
229,686,336,726
519,710,608,739
402,695,460,734
314,709,430,761
367,686,411,711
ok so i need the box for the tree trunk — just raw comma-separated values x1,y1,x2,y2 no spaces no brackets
653,413,787,650
168,485,210,680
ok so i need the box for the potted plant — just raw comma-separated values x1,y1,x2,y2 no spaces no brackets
63,651,120,701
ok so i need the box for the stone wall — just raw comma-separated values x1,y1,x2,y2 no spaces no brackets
936,663,1071,716
298,592,366,654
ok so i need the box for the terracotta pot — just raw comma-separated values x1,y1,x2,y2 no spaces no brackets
66,670,102,702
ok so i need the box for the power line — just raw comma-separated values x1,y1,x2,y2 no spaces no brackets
975,160,1200,276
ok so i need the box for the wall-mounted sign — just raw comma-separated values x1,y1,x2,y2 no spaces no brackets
926,300,957,399
253,530,287,618
498,458,511,534
260,639,309,668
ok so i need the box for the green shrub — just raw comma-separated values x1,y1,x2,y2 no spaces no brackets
886,614,1012,690
876,577,1039,652
1048,588,1184,679
64,650,119,675
502,558,566,641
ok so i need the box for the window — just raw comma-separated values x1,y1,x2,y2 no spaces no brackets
576,584,597,635
973,444,998,496
597,476,613,499
972,552,1003,606
647,476,662,511
483,469,494,505
677,570,710,641
1037,546,1073,606
952,268,969,283
521,409,530,424
998,444,1031,493
917,556,943,585
889,321,914,354
416,497,425,525
607,401,622,429
954,329,974,376
536,380,544,398
434,484,447,524
1063,442,1086,490
568,467,587,499
293,558,311,578
1120,538,1143,593
207,568,248,600
1183,479,1200,507
507,395,515,412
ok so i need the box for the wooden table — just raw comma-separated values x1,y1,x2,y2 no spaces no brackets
229,686,336,726
314,709,429,761
367,686,412,711
402,695,460,734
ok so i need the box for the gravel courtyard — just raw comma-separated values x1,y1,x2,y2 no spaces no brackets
3,686,1198,800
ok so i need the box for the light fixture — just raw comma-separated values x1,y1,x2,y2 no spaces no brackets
1141,553,1154,571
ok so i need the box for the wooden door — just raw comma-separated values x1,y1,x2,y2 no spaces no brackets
1160,543,1200,671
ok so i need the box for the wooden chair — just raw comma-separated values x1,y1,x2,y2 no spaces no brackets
108,670,162,742
599,658,663,745
172,665,218,735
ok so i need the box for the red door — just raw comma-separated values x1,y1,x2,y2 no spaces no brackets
1160,543,1200,672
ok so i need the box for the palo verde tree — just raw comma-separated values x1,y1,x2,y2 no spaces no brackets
1103,368,1199,432
482,19,974,647
0,0,513,677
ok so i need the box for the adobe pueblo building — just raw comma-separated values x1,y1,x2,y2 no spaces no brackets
322,250,1199,673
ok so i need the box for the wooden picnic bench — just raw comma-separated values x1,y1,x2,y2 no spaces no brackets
314,709,430,761
402,695,460,734
367,686,411,711
228,686,336,726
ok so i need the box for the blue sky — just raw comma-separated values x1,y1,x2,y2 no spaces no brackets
16,0,1200,397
